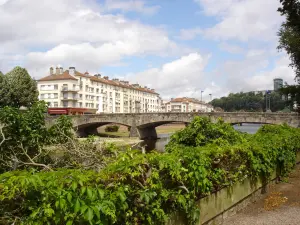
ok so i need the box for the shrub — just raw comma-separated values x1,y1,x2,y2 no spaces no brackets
0,101,74,172
105,125,119,132
0,117,300,224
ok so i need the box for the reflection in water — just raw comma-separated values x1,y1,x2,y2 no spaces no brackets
138,123,263,152
233,123,262,134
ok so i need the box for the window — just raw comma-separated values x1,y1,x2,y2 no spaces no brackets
54,102,58,107
54,85,58,90
40,94,45,99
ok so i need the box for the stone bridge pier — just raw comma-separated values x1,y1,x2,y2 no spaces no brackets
45,112,300,140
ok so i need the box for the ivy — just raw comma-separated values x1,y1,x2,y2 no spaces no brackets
0,117,300,224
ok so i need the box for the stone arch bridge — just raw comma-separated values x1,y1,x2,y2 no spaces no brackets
46,112,300,139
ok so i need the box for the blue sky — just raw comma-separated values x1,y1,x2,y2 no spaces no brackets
0,0,297,100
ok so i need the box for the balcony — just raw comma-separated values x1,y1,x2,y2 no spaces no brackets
61,86,80,92
61,96,79,101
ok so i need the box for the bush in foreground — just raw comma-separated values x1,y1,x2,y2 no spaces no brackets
0,117,300,224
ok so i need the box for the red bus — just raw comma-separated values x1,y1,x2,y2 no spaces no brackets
47,107,91,115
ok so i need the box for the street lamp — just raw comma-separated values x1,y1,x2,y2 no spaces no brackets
265,90,271,112
200,90,204,111
209,94,212,101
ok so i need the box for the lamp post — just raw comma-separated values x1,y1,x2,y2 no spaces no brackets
200,90,204,111
265,90,271,112
209,93,212,101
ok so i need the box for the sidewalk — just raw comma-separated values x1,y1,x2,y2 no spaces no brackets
223,164,300,225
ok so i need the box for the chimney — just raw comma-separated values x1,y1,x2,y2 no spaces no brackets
69,67,75,75
55,66,59,75
94,74,101,78
50,67,53,75
104,76,109,80
59,67,63,74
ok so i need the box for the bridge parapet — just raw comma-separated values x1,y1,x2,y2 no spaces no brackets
46,112,300,139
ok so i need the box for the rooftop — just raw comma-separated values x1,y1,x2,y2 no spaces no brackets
38,71,77,81
167,97,213,107
38,67,159,95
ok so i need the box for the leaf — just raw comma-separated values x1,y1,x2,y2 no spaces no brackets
85,208,94,221
74,199,81,213
87,187,93,200
66,220,73,225
81,204,88,214
67,193,72,203
80,186,86,196
92,206,100,219
59,198,66,210
97,189,105,199
71,182,78,191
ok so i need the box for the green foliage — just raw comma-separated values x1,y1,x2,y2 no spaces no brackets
278,0,300,78
1,116,299,224
277,0,300,110
167,117,244,148
0,66,38,108
48,115,74,144
210,91,287,112
0,101,74,172
105,125,120,132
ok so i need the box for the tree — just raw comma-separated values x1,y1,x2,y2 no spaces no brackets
0,66,38,108
210,92,287,112
278,0,300,78
0,71,10,108
278,0,300,111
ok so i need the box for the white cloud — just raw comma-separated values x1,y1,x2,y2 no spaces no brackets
215,51,296,94
178,28,203,40
219,42,244,54
0,0,180,77
244,56,297,91
195,0,283,42
104,0,160,15
124,53,216,99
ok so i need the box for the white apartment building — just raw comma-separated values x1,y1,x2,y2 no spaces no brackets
164,97,214,113
37,66,162,114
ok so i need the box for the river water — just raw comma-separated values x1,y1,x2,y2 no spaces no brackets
140,123,263,152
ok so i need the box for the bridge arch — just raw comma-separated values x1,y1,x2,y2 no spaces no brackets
75,122,131,137
136,121,189,140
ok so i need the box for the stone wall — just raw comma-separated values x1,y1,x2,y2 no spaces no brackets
167,152,300,225
45,112,300,138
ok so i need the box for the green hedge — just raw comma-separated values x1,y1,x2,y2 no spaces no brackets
104,125,120,132
1,117,300,225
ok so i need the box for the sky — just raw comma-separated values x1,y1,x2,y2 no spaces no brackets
0,0,298,101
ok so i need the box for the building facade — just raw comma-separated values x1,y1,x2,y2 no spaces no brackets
273,78,283,91
38,66,162,114
164,97,213,113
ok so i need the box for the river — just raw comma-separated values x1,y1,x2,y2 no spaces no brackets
139,123,263,152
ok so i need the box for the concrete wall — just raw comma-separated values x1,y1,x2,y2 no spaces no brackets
167,152,300,225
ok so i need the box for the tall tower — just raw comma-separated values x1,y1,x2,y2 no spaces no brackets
273,78,283,91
